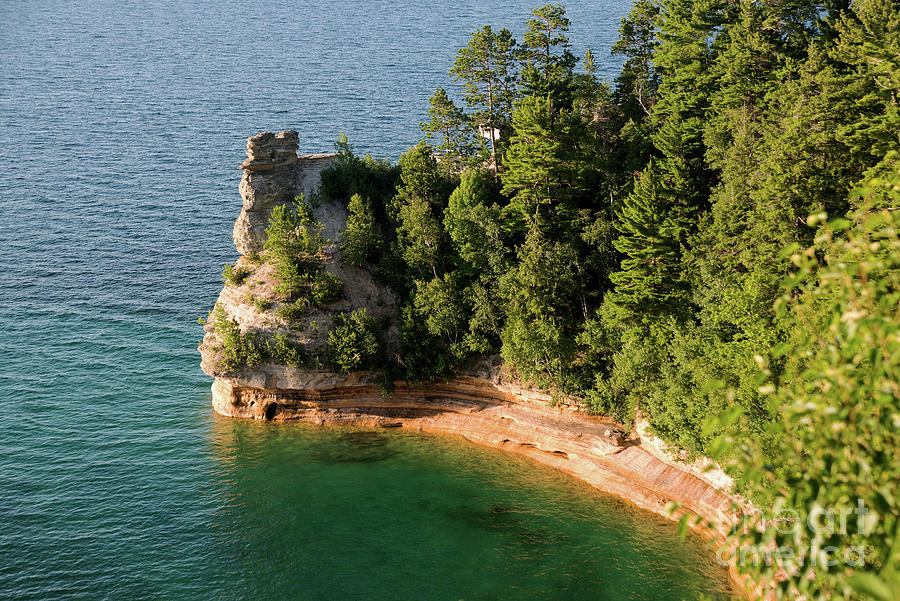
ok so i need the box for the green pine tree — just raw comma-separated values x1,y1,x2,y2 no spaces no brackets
443,168,506,276
391,144,452,279
607,163,688,320
339,193,382,267
518,3,578,112
611,0,661,120
501,95,592,227
263,198,327,299
420,87,480,168
450,25,518,168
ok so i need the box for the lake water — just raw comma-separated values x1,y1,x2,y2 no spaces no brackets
0,1,733,599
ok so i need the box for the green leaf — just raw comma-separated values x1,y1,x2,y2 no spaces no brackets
778,242,801,260
847,573,897,601
828,218,851,232
771,342,791,358
720,405,744,427
676,513,690,539
707,436,731,460
699,379,726,395
701,414,719,437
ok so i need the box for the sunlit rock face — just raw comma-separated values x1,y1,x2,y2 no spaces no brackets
200,130,398,378
232,130,336,255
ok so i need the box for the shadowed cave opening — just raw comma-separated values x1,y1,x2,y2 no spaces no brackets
264,402,279,420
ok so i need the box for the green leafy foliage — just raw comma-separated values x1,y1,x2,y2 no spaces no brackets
339,193,382,267
319,133,400,222
502,95,592,222
443,169,506,276
310,271,342,305
420,88,482,169
611,0,660,120
275,300,307,323
391,143,455,280
266,333,309,369
248,295,272,313
242,11,900,593
413,274,468,354
450,24,518,164
327,308,381,374
711,185,900,598
264,198,327,298
210,303,264,372
498,224,582,387
263,197,342,317
222,262,251,286
607,162,689,321
518,3,578,109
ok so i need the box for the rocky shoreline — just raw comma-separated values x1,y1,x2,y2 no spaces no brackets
200,131,749,598
210,368,735,531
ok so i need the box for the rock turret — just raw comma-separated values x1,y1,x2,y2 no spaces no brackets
232,130,337,255
201,129,399,373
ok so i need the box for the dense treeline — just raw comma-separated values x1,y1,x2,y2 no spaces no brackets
312,2,899,596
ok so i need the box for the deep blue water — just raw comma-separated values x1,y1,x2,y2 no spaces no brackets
0,2,732,599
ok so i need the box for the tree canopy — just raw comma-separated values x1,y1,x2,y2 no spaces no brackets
312,3,900,596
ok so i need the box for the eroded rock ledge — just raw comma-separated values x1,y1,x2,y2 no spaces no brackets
211,369,735,534
232,130,338,255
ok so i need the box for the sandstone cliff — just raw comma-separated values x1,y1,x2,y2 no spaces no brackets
199,130,398,374
200,131,747,597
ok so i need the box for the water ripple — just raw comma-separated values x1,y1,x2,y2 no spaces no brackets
0,1,735,599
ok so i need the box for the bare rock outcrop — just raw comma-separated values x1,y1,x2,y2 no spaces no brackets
232,130,337,255
201,130,397,362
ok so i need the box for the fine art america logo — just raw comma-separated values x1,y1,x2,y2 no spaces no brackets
718,499,872,568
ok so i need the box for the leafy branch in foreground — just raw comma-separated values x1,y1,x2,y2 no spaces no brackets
711,172,900,600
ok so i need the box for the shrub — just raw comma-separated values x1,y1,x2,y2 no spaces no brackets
262,197,344,315
276,300,309,322
264,198,327,299
310,272,343,305
222,262,250,286
319,133,400,220
211,304,264,371
241,332,264,366
327,308,381,374
248,295,271,313
712,201,900,599
266,334,308,368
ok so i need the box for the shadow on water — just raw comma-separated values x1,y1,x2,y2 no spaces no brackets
441,501,565,549
308,430,399,464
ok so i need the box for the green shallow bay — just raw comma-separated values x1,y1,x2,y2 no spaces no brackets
206,419,734,600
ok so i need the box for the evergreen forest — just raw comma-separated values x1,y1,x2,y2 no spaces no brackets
275,2,899,597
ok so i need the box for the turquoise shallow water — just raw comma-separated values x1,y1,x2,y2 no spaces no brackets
0,1,732,599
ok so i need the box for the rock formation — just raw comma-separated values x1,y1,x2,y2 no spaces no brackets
200,131,747,597
232,130,337,255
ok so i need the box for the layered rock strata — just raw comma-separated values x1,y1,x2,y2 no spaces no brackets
202,131,747,597
211,369,735,537
232,130,337,255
